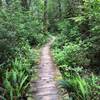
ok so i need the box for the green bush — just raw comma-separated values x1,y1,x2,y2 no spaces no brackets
53,42,90,67
3,57,34,99
60,75,91,100
0,1,47,99
57,19,80,42
60,73,100,100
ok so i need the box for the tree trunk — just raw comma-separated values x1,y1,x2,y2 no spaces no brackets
44,0,48,32
58,0,62,19
5,0,12,6
0,0,2,6
66,0,82,17
21,0,31,10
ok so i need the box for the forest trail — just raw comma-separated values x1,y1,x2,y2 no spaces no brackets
35,36,61,100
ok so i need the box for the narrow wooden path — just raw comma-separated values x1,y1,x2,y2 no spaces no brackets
36,37,60,100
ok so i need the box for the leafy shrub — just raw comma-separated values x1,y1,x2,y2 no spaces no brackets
51,0,100,100
52,17,100,100
0,41,34,99
60,75,91,100
60,73,100,100
53,42,90,67
0,1,47,99
2,59,30,100
52,33,68,49
0,5,46,67
57,19,80,42
87,74,100,100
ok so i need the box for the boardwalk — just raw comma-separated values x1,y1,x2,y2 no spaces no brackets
36,37,60,100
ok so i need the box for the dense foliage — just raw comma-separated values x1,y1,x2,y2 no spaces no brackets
0,0,100,100
0,0,47,99
51,0,100,99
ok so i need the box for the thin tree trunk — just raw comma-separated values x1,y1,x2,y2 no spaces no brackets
0,0,2,6
58,0,62,19
29,0,31,8
44,0,48,32
5,0,12,6
21,0,30,10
